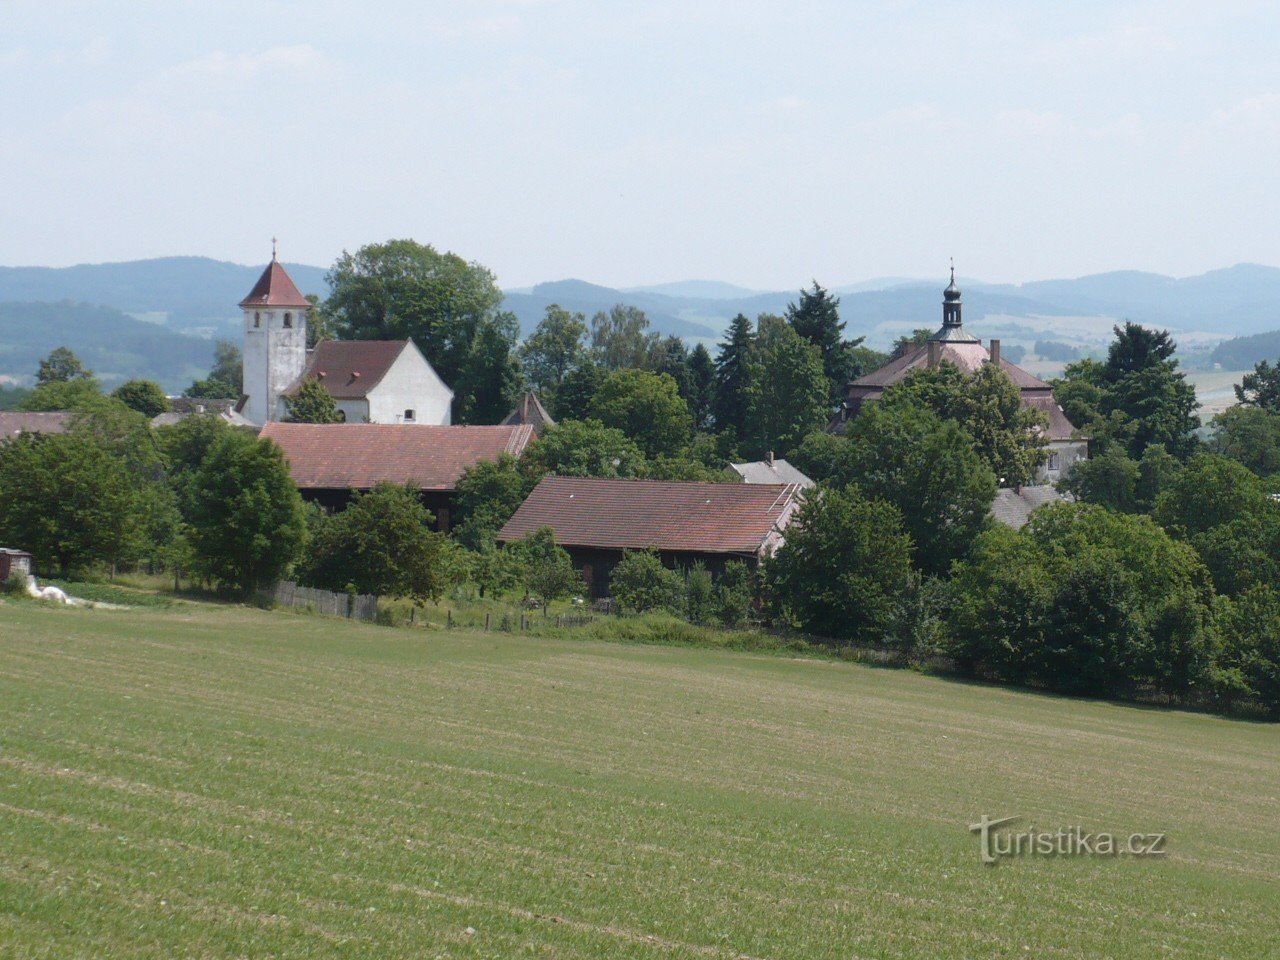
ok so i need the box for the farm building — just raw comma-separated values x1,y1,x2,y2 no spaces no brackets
259,422,534,529
0,548,33,581
828,270,1088,483
497,476,803,598
726,453,814,489
0,412,70,438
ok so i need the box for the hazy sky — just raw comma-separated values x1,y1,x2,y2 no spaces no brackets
4,1,1280,289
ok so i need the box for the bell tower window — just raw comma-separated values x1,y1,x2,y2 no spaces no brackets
254,312,261,328
283,313,293,328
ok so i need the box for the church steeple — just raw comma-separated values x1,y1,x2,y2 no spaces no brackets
930,261,978,343
942,260,962,328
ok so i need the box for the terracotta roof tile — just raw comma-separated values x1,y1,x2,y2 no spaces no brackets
260,422,533,491
238,260,312,309
498,476,801,555
287,340,410,399
0,412,70,437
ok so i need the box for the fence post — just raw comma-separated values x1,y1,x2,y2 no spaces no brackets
485,612,491,631
447,609,453,629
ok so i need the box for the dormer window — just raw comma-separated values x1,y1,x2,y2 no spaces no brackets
283,312,293,328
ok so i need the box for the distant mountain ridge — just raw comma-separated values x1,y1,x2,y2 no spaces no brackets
3,256,1280,389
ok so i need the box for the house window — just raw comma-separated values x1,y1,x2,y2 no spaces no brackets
1047,452,1061,471
283,312,292,328
254,312,261,328
403,409,415,422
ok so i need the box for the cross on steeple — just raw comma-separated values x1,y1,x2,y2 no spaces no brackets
271,236,278,261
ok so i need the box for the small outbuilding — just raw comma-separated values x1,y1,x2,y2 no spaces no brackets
0,548,33,581
497,476,802,597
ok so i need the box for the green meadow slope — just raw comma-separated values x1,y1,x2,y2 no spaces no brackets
0,601,1276,958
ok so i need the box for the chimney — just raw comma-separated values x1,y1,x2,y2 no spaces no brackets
927,340,941,369
990,339,1001,366
766,450,775,466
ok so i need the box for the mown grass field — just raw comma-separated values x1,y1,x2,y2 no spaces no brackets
0,600,1277,959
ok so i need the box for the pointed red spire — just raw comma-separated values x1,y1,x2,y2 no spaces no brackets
239,248,311,309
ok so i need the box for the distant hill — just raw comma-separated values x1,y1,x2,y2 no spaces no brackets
1211,329,1280,370
0,257,329,337
622,280,763,300
0,301,215,391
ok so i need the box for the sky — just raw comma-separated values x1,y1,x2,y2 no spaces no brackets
3,1,1280,290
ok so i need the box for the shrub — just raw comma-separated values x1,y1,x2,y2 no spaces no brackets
610,550,683,615
685,562,714,624
715,561,755,627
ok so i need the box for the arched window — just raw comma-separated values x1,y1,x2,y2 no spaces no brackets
283,312,293,328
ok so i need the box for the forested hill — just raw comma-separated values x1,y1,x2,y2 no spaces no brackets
0,301,213,392
0,257,328,336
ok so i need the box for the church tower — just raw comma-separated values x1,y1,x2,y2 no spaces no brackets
239,242,310,425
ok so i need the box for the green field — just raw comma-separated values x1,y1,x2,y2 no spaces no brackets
1,601,1277,958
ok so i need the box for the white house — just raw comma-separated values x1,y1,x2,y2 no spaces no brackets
283,339,453,425
237,250,453,425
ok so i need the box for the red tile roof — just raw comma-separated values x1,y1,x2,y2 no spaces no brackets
239,259,312,309
259,422,534,491
286,340,410,399
0,412,70,437
498,476,801,555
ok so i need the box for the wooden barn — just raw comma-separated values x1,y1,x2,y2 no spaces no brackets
259,422,535,530
497,476,802,598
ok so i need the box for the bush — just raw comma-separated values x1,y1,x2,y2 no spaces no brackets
610,550,684,615
715,561,755,627
685,562,714,624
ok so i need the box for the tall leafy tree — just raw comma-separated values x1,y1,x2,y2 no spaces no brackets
839,401,996,575
551,359,604,422
713,313,756,438
187,431,307,594
519,304,588,396
0,430,146,576
1210,406,1280,477
589,369,692,458
766,486,913,643
303,483,448,603
455,312,524,423
324,238,504,415
520,419,646,478
742,318,831,458
452,454,535,548
37,347,92,384
589,304,661,370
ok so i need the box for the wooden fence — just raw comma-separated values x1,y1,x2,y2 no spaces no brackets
261,581,379,622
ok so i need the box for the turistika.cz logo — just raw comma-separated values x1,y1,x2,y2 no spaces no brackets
969,815,1167,865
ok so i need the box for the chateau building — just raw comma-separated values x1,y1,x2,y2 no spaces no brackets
829,270,1088,483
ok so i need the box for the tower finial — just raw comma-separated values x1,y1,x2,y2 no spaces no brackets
950,257,955,282
271,237,278,261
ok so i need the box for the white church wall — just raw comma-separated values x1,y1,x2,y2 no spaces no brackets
366,342,453,425
243,307,307,425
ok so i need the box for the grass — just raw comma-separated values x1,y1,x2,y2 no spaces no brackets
0,600,1277,958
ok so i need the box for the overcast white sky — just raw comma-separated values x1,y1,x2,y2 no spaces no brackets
3,1,1280,289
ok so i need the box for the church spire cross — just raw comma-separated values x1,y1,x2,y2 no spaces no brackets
271,236,278,261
